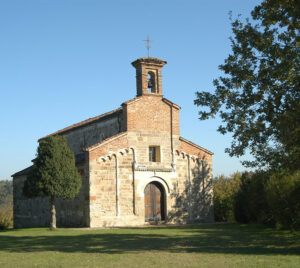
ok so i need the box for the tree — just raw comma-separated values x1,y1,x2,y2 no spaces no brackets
0,180,13,229
23,135,82,229
195,0,300,170
213,172,241,222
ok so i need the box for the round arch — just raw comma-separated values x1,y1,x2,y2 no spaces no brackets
137,176,170,197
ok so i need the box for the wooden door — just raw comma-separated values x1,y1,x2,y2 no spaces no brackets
144,182,164,221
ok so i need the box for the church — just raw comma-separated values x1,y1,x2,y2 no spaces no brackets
12,57,214,228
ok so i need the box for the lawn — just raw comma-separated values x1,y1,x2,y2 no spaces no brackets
0,224,299,267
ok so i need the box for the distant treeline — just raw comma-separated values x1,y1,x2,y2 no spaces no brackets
213,170,300,230
0,180,13,229
0,180,13,204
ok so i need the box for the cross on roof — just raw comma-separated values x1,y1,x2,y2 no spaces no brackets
143,35,153,57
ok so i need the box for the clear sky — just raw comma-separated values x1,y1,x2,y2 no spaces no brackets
0,0,262,180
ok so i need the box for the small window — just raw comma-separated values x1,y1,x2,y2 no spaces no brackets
147,71,156,93
149,146,160,162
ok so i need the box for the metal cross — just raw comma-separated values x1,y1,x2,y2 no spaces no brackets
143,35,153,57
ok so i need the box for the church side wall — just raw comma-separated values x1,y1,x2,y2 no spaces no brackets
64,115,121,154
13,162,89,228
13,175,50,228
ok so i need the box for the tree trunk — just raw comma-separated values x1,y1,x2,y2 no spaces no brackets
50,195,56,229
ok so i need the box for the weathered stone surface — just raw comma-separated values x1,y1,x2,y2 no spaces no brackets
13,57,214,228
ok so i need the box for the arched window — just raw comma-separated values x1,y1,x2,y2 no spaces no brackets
147,71,156,93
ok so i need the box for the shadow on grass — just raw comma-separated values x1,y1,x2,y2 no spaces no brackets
0,224,299,255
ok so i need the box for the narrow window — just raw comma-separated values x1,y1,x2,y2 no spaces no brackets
147,71,156,93
149,146,160,162
147,73,153,93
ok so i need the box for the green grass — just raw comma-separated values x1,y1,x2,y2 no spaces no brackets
0,224,299,267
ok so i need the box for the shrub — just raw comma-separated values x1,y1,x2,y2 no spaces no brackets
0,206,13,229
213,173,241,222
234,171,274,225
265,170,300,230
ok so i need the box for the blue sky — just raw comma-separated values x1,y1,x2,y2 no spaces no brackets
0,0,262,180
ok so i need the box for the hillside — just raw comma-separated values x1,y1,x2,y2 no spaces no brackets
0,180,13,229
0,180,13,206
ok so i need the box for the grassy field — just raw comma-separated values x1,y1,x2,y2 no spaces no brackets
0,224,299,267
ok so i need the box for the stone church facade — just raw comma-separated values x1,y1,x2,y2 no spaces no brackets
13,57,214,228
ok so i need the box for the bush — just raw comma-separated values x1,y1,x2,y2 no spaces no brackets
213,169,300,230
265,170,300,230
234,171,274,225
0,180,13,229
0,206,13,229
213,173,241,222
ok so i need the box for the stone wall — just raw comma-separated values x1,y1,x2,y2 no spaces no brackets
65,115,121,154
13,162,89,228
168,151,214,223
13,94,213,228
86,95,213,227
13,175,50,228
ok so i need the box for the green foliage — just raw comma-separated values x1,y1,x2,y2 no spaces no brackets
0,207,13,230
0,180,13,229
234,171,274,226
213,173,241,222
23,135,82,200
0,180,13,205
23,135,82,228
265,170,300,230
214,170,300,230
194,0,300,170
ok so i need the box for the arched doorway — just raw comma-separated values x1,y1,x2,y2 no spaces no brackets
144,182,165,222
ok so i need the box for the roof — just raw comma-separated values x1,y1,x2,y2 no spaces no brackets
39,108,122,140
122,96,181,110
12,166,33,177
131,57,167,67
39,94,180,141
162,98,181,110
179,137,213,155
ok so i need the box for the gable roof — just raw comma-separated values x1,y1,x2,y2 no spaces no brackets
39,108,122,140
12,166,33,177
39,95,180,141
85,132,127,151
122,95,181,110
179,136,213,155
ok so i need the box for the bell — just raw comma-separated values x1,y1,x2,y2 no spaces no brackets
148,79,153,88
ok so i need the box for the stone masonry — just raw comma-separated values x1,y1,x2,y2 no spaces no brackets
12,57,214,228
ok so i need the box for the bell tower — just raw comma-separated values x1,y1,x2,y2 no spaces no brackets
131,57,167,97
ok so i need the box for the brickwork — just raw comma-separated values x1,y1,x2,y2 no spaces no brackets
13,57,214,228
131,57,166,96
123,95,180,135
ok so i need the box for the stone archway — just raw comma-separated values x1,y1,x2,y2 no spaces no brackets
144,181,165,222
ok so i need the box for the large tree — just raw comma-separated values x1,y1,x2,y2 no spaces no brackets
23,135,82,229
195,0,300,170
